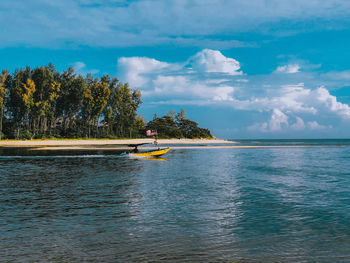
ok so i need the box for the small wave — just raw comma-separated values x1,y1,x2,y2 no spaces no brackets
127,154,146,159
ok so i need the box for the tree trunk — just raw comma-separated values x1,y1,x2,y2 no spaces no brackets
49,119,52,137
88,121,91,138
37,116,41,136
0,107,3,140
95,118,99,138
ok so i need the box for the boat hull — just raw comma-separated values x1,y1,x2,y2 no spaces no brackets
130,148,170,157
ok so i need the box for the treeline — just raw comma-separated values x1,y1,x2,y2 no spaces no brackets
0,64,143,139
0,64,213,140
146,109,212,139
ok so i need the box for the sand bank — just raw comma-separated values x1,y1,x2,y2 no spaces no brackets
27,145,313,151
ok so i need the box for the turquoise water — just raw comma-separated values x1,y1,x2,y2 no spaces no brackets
1,140,350,262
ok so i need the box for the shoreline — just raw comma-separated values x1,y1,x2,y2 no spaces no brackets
28,145,316,151
0,138,233,148
0,138,346,151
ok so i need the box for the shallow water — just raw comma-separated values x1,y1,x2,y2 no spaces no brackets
1,140,350,262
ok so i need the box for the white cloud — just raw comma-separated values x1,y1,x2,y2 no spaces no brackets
232,82,350,122
268,109,289,131
322,69,350,80
276,64,301,74
118,57,170,88
118,49,239,101
73,62,86,72
152,75,188,95
248,111,330,133
72,61,99,75
291,117,305,130
248,122,268,132
269,109,289,131
248,109,289,132
315,86,350,119
307,121,327,130
188,49,242,75
228,83,317,114
118,49,350,133
271,83,316,113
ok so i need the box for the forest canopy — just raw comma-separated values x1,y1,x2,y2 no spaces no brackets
0,64,213,140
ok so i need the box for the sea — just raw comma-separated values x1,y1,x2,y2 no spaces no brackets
1,139,350,262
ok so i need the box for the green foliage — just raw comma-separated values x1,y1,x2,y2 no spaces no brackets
146,109,213,139
0,69,9,139
105,82,142,138
1,64,144,139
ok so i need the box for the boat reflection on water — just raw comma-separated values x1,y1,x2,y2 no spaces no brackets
127,154,168,161
144,157,167,161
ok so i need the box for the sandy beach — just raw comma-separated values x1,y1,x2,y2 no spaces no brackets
0,138,317,151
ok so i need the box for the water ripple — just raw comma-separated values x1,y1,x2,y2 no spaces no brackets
1,145,350,262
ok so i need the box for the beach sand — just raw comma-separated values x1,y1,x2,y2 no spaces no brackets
0,138,232,149
0,138,314,151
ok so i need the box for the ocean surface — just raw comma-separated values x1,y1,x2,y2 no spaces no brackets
1,139,350,262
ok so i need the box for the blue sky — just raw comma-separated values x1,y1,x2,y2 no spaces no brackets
1,0,350,139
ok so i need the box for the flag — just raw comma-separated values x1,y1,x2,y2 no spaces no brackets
146,130,157,136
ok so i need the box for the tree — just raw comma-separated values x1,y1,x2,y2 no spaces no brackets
82,75,111,137
0,70,9,139
146,109,213,139
8,67,32,138
168,109,175,120
1,64,149,139
131,115,146,138
21,78,36,133
31,66,61,136
109,82,142,137
91,79,110,137
146,115,182,138
56,67,84,134
177,118,212,138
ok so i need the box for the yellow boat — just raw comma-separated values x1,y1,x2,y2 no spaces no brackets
129,148,170,157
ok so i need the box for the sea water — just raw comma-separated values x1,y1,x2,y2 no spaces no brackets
1,140,350,262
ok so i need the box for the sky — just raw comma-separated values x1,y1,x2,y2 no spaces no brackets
1,0,350,139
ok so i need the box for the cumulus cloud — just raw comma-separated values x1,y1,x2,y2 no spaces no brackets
249,109,289,132
254,83,317,114
269,109,289,131
188,49,242,75
118,49,350,133
232,83,350,121
291,117,305,130
118,57,171,88
249,112,331,133
315,86,350,119
307,121,327,130
118,49,239,101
